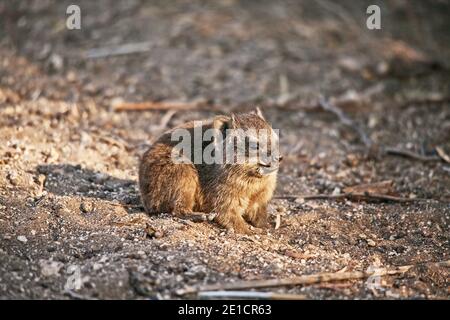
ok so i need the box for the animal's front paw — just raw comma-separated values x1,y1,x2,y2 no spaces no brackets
230,221,252,235
252,217,269,228
247,212,269,228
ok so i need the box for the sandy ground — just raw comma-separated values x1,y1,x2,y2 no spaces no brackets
0,0,449,299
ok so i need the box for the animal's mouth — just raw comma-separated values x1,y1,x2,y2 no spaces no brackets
257,160,281,175
257,155,283,168
258,165,279,176
258,161,272,168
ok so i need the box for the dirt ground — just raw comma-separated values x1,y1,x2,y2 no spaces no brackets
0,0,449,299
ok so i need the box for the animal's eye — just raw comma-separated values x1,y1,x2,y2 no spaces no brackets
245,137,259,150
250,140,259,150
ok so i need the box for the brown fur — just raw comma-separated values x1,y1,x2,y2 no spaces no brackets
138,110,280,234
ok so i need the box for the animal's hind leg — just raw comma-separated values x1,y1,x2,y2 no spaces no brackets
138,143,200,216
172,185,196,215
166,162,201,216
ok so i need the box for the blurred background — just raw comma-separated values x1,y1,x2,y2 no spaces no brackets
0,1,449,299
1,0,450,105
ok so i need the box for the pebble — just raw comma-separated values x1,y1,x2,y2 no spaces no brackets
80,202,93,213
93,263,103,271
332,187,341,195
7,171,19,185
17,235,28,243
39,260,63,277
49,53,63,71
145,224,162,238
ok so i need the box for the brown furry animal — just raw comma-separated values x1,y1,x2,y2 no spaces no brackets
138,109,281,234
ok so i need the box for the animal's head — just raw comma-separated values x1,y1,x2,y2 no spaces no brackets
213,107,283,177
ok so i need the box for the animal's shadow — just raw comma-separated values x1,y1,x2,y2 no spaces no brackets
37,164,143,212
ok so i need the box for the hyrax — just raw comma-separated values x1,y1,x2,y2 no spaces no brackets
138,108,282,234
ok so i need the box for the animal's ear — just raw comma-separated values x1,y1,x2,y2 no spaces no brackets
253,106,265,121
230,113,237,128
213,115,232,132
213,115,234,144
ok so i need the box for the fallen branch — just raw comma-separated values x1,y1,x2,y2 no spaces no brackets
399,96,450,109
198,291,306,300
85,42,152,59
112,99,215,112
385,147,441,162
273,192,432,203
181,260,449,294
64,290,98,300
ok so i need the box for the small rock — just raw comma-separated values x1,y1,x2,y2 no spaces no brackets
40,259,64,277
66,70,77,82
80,202,93,213
92,172,108,184
276,206,286,213
93,263,103,271
367,239,376,247
7,171,19,186
49,53,63,71
43,148,59,162
145,223,163,239
332,187,341,195
17,235,27,243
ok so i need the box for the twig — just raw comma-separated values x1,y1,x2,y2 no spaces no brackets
85,42,152,59
274,214,281,230
97,135,127,150
399,96,450,109
64,290,98,300
385,147,441,162
150,110,177,132
113,100,212,112
198,291,306,300
182,260,449,294
273,192,433,203
436,146,450,164
318,96,372,147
